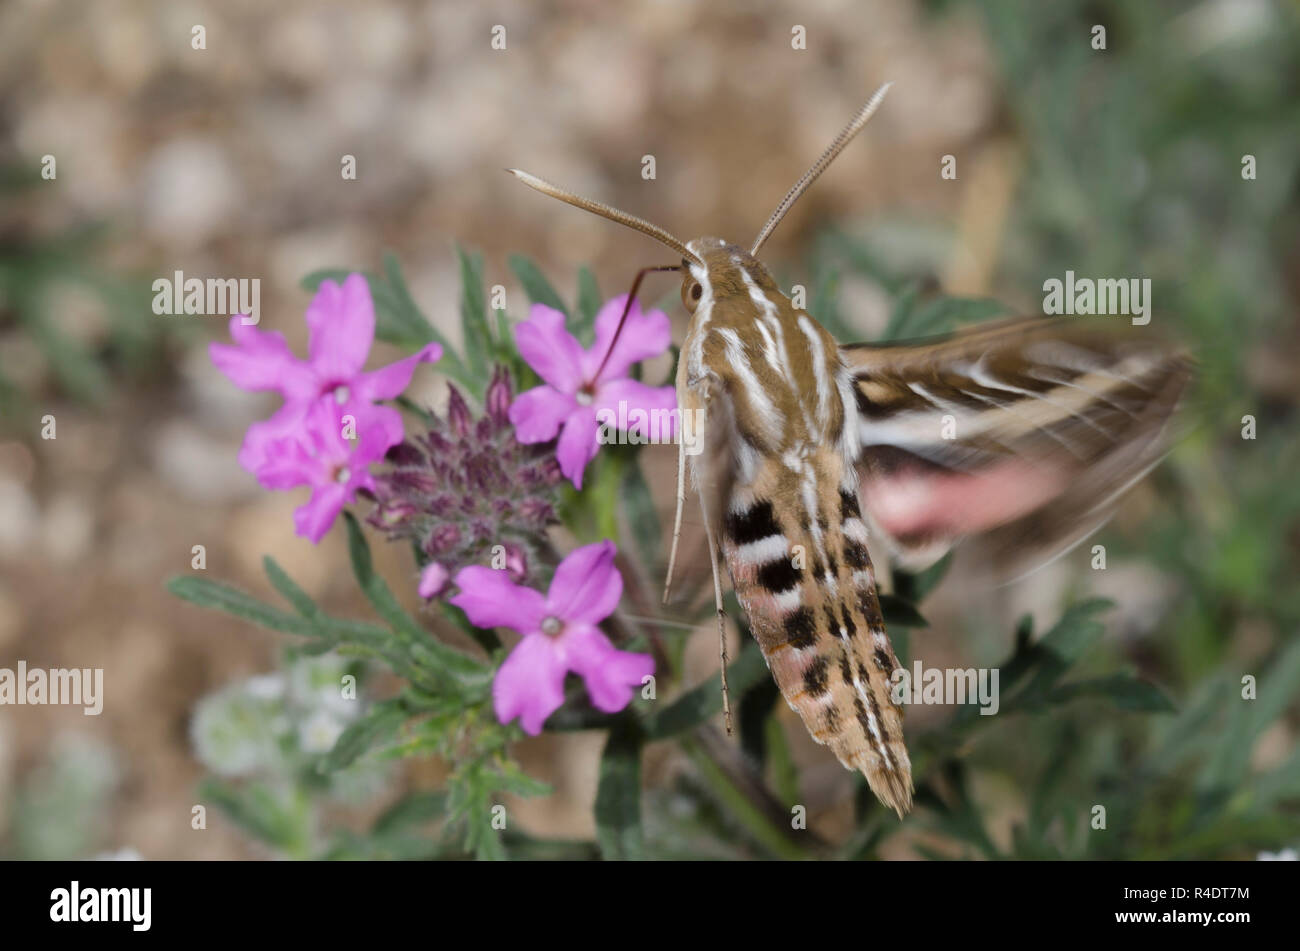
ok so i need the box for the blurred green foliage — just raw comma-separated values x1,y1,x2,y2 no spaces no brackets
0,166,167,421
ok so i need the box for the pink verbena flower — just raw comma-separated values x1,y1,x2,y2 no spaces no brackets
209,273,441,475
417,562,450,599
255,400,390,542
508,296,677,489
449,540,653,734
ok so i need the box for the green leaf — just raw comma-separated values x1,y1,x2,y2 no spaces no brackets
574,266,602,342
1199,638,1300,793
372,791,448,837
263,556,318,618
382,251,438,346
642,643,769,739
878,593,929,629
594,719,645,860
321,698,409,772
805,261,856,342
495,763,553,799
167,576,317,638
906,296,1003,337
198,778,308,854
1009,598,1112,706
896,552,953,603
882,281,922,340
468,798,508,861
455,244,490,381
820,229,907,297
621,455,661,570
342,513,491,694
508,254,569,319
764,715,801,806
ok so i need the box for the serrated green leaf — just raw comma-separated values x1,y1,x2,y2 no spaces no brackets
594,719,645,860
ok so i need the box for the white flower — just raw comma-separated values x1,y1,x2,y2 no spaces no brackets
244,674,286,701
190,684,283,777
298,710,346,754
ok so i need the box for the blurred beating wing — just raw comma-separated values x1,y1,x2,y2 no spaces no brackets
840,316,1192,578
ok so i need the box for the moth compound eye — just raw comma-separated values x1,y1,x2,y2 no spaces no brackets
681,279,703,313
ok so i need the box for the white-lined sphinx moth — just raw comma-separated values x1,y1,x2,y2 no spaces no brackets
509,83,1190,816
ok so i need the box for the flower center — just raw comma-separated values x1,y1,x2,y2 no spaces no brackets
574,389,593,406
334,465,351,484
333,384,350,404
540,615,564,637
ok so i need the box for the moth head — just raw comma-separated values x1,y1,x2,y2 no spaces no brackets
678,237,729,314
680,237,778,314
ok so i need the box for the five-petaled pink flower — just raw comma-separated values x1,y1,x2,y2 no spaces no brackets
450,540,653,734
509,296,677,489
209,273,441,476
255,400,390,542
210,273,440,542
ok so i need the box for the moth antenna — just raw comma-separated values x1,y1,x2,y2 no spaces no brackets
750,82,893,255
507,168,704,266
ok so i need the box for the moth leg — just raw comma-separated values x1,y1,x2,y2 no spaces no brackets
700,498,733,737
662,425,687,604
